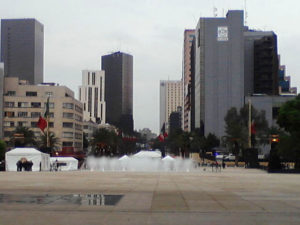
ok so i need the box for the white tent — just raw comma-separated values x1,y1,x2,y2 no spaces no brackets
132,151,161,158
162,155,175,161
50,157,78,171
118,155,129,161
5,148,50,171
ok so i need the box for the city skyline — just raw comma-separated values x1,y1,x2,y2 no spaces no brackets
1,0,299,133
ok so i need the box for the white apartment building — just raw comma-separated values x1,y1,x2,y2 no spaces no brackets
159,80,183,132
79,70,106,124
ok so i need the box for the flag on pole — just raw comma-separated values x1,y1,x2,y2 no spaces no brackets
251,121,256,134
44,96,50,118
37,116,47,131
158,123,168,142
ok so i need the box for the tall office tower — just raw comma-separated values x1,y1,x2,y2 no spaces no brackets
160,80,183,132
79,70,106,124
244,30,277,96
101,52,133,133
1,19,44,84
182,29,195,132
278,64,297,94
253,34,279,95
195,10,245,138
0,63,4,139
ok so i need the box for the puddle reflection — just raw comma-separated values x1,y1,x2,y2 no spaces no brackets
0,194,123,206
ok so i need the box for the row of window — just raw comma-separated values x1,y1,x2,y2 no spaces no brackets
4,102,81,110
4,121,82,130
5,91,54,97
3,130,83,140
4,112,54,118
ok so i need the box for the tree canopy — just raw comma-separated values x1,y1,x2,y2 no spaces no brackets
10,126,36,147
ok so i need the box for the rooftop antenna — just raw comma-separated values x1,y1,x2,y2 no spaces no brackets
244,0,248,25
213,7,218,17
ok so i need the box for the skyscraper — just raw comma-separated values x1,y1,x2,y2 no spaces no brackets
195,10,245,137
79,70,106,124
1,19,44,84
160,80,183,132
101,51,133,133
182,29,195,132
0,63,4,139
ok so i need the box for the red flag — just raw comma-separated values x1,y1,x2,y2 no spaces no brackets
163,132,168,138
37,116,47,132
251,122,256,134
158,134,164,142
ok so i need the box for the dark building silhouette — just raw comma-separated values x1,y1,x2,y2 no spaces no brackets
169,110,182,134
253,34,279,95
1,19,44,84
101,51,133,133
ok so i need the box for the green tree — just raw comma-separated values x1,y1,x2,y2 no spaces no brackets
224,104,269,166
0,140,7,161
277,94,300,168
10,126,36,147
38,132,60,154
91,128,121,156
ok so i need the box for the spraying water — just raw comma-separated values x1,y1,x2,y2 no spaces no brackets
86,156,196,172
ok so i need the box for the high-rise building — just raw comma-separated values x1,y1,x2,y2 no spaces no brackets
182,29,195,132
194,10,245,137
253,34,279,95
160,80,183,132
1,19,44,85
3,77,83,151
79,70,106,124
0,63,4,139
244,31,277,96
101,51,133,133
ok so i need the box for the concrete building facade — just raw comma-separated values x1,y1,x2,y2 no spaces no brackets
195,10,245,137
0,63,4,139
3,77,83,151
160,80,183,132
79,70,106,124
182,29,195,132
101,52,133,133
1,19,44,85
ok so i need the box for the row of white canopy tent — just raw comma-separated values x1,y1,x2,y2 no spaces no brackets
119,150,175,161
5,148,78,171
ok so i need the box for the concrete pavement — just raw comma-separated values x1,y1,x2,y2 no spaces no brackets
0,168,300,225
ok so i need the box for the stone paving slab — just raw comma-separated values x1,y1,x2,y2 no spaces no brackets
0,168,300,224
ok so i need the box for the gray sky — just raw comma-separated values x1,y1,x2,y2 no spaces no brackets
1,0,300,134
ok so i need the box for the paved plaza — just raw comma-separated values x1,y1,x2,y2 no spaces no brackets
0,168,300,225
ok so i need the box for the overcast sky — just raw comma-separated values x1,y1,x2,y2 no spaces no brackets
1,0,300,134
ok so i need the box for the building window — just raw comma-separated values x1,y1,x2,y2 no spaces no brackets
49,112,54,118
45,102,54,108
31,112,41,118
26,91,37,96
49,122,54,128
74,114,82,122
4,131,12,137
63,122,73,128
75,133,82,140
6,91,16,96
18,112,28,118
75,105,83,113
75,123,82,130
63,112,73,119
31,122,38,128
92,72,95,85
18,121,28,127
75,142,82,148
4,102,15,108
3,121,14,127
31,102,41,108
4,111,15,117
63,103,74,109
63,132,73,138
18,102,29,108
45,92,53,97
62,142,73,147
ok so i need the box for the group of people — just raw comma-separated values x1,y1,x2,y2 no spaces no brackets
16,158,33,171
